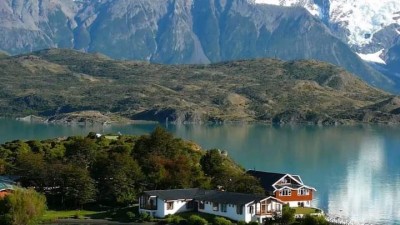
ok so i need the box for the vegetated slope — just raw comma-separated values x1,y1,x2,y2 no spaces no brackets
0,0,394,92
0,49,399,124
0,127,263,208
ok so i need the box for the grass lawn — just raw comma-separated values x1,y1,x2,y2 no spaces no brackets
42,206,139,223
293,207,320,214
42,210,101,221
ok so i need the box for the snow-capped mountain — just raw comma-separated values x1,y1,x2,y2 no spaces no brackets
255,0,400,63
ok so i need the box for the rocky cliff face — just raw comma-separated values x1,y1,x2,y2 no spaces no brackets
0,0,395,91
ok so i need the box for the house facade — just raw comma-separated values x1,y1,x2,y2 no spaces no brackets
139,188,284,223
247,170,316,207
139,189,200,218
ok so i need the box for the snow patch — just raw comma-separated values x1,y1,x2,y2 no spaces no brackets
254,0,321,17
330,0,400,46
357,49,386,65
255,0,400,48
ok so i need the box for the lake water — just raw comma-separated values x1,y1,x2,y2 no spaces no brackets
1,119,399,225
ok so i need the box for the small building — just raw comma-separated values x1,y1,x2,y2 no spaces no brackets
0,176,16,199
139,188,202,218
139,188,284,223
247,170,316,207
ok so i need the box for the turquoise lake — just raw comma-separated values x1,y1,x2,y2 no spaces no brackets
0,118,399,225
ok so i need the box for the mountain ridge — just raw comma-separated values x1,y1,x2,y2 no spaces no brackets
0,49,399,124
0,0,396,92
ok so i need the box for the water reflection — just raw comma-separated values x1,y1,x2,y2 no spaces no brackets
328,137,400,224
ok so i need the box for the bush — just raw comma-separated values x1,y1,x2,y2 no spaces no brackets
73,211,84,219
126,211,136,221
166,215,185,225
139,212,153,222
300,215,328,225
0,188,47,225
280,205,295,225
247,221,259,225
213,217,232,225
237,221,246,225
188,215,208,225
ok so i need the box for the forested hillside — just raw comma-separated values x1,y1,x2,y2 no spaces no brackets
0,128,263,208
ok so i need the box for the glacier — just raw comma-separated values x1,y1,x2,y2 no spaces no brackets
255,0,400,47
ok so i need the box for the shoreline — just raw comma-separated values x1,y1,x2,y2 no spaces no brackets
11,115,400,127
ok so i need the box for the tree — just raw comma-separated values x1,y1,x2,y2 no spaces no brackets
0,159,6,174
44,163,96,208
230,175,264,194
92,152,143,205
65,138,98,168
280,205,295,225
200,149,224,176
15,152,46,191
0,188,46,225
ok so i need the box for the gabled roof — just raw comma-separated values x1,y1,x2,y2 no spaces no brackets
143,188,206,201
142,188,281,205
246,170,286,192
292,175,303,184
195,191,267,205
247,170,316,192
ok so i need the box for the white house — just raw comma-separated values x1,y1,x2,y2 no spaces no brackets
138,188,284,223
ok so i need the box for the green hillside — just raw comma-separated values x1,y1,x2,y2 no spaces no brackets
0,49,399,124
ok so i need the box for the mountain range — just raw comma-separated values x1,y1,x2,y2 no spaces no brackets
0,0,397,92
0,49,399,124
255,0,400,91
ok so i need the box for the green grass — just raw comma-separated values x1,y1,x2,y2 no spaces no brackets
293,207,320,215
41,206,139,222
41,210,100,221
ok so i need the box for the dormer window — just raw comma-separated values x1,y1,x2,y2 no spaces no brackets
280,188,291,196
298,188,309,196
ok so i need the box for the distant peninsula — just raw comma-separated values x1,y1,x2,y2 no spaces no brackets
1,49,399,125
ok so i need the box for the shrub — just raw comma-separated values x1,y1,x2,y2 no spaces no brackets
247,221,259,225
0,188,47,225
73,211,84,219
280,205,295,225
237,221,246,225
139,212,153,222
126,211,136,221
213,217,232,225
166,215,185,225
300,215,328,225
188,215,208,225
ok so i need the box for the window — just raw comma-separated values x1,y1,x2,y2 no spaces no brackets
213,202,219,211
236,204,243,215
221,204,227,212
140,196,146,208
199,201,205,210
167,201,174,210
186,201,194,209
249,206,254,214
260,200,267,214
298,188,309,196
280,189,291,196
